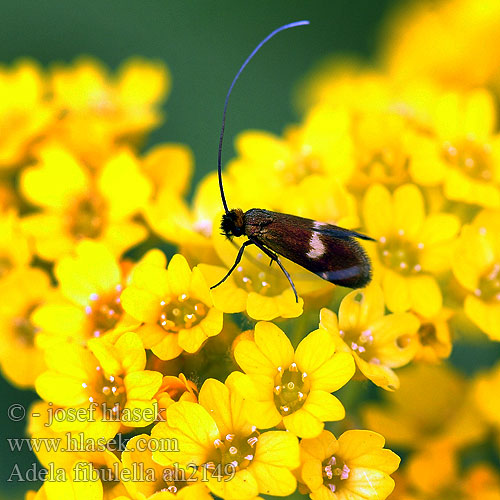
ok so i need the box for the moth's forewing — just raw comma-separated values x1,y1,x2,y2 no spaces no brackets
244,209,373,288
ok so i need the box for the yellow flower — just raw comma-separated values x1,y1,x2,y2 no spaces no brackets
200,235,305,321
122,434,212,500
151,377,300,499
141,143,193,200
319,285,420,391
144,172,222,265
39,447,128,500
35,331,162,439
0,210,32,280
155,373,198,418
295,60,393,113
474,361,500,430
398,442,500,500
383,0,500,89
409,89,500,208
225,111,355,214
232,321,355,438
33,241,163,347
0,59,53,168
362,183,460,317
413,307,453,362
20,145,151,260
452,209,500,340
0,268,50,387
49,57,170,167
299,430,400,500
121,253,223,360
362,364,485,451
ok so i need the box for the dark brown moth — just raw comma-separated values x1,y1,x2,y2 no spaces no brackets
211,21,374,302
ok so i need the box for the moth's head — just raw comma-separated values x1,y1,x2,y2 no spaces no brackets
221,209,245,239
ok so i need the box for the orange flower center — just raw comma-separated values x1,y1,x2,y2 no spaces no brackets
12,305,39,347
273,362,311,416
88,367,126,417
443,138,493,181
86,286,123,337
205,429,259,475
68,193,107,239
418,322,438,347
322,454,350,493
378,235,423,275
0,255,14,279
159,294,207,332
476,263,500,302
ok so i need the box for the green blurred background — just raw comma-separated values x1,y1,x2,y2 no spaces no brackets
0,0,398,497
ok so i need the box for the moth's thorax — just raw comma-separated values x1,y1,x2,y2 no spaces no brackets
221,208,246,239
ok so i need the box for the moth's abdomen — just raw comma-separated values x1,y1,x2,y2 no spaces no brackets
244,209,373,289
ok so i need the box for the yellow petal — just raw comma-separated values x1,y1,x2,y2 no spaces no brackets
254,429,300,467
253,322,294,370
178,324,207,354
36,373,88,406
114,331,146,373
234,340,277,378
168,254,192,296
21,147,88,209
302,391,346,423
98,150,152,219
419,213,460,246
198,379,233,437
382,270,410,313
153,401,219,464
295,328,336,375
246,292,282,321
124,370,162,400
362,184,393,238
283,408,324,438
338,285,385,332
151,333,183,361
120,286,160,323
408,274,442,317
205,469,258,500
393,184,425,239
465,295,500,341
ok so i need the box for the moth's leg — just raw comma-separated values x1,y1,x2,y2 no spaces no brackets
211,240,254,289
252,241,299,303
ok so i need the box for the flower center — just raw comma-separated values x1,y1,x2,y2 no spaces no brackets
68,193,107,239
476,263,500,302
232,252,288,296
159,294,207,332
443,138,493,181
284,151,323,185
418,322,438,347
378,235,423,275
339,324,378,363
273,362,310,416
85,285,123,337
357,149,410,190
158,466,191,495
12,305,39,347
88,367,126,417
205,430,259,475
322,455,350,493
0,255,14,279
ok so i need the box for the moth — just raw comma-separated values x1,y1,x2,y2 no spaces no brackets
211,21,374,302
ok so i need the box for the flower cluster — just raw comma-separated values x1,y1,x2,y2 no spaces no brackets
2,1,500,499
